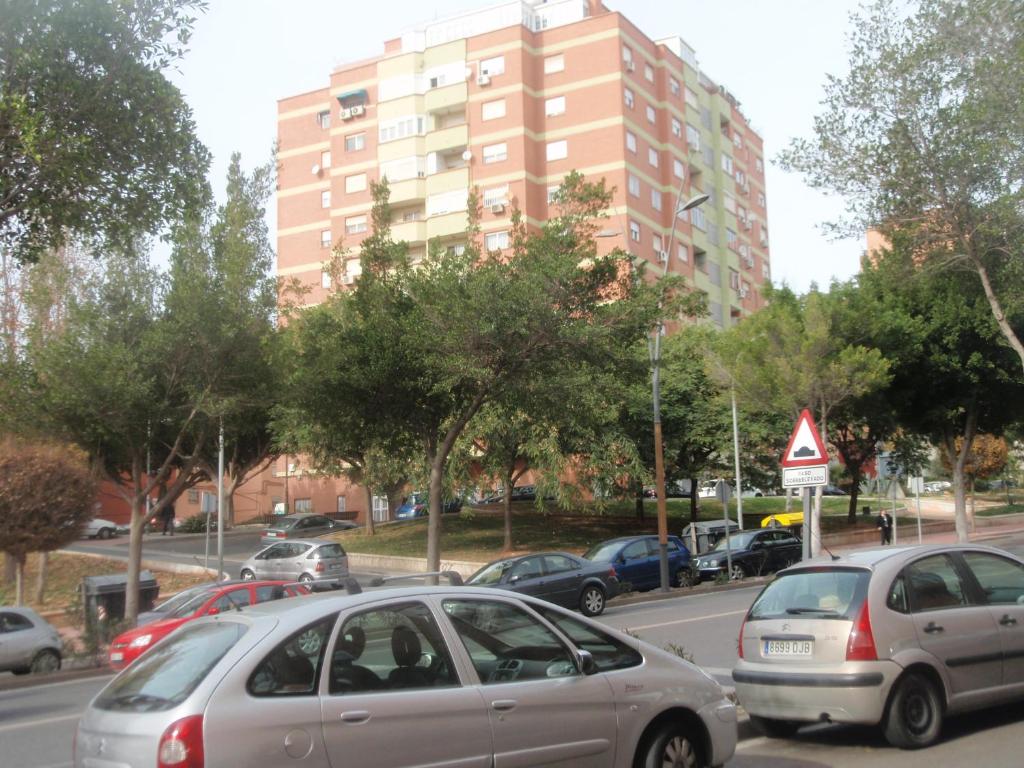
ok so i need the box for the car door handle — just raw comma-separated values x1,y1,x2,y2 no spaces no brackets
340,710,371,723
491,699,517,712
923,621,944,634
1000,614,1018,627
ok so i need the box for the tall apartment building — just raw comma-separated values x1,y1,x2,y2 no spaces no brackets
277,0,771,327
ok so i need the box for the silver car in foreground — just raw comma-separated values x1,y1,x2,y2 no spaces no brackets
76,587,736,767
239,539,348,587
0,606,62,674
734,544,1024,748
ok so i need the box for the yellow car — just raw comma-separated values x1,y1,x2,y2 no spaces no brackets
760,512,804,529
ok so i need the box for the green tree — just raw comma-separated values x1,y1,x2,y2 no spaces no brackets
0,437,96,604
780,0,1024,376
1,0,211,262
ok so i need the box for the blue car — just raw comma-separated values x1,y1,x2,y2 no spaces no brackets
394,492,462,519
584,534,693,590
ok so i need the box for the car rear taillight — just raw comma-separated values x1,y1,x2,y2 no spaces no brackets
737,617,746,659
607,566,617,580
845,599,877,661
158,714,204,768
315,561,325,572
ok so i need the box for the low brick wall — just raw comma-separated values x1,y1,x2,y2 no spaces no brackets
347,552,485,578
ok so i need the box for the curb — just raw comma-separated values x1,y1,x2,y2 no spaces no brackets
608,575,770,608
0,664,113,693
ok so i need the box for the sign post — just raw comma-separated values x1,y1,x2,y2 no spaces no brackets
781,409,830,561
714,480,733,578
908,476,924,543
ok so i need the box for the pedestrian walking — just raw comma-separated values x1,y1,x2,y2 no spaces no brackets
877,510,893,545
161,500,176,536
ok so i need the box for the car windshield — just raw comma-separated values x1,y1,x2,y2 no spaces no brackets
748,568,871,620
95,621,248,712
583,542,624,562
467,560,514,585
166,591,216,619
151,585,214,615
273,517,299,529
709,531,757,552
315,543,345,558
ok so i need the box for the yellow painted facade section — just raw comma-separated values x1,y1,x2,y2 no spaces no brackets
426,167,469,195
425,81,468,113
392,220,428,243
377,95,425,121
426,124,469,154
377,52,418,80
424,39,466,68
389,177,427,204
428,211,470,238
377,137,425,163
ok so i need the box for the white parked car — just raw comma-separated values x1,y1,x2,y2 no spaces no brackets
82,518,120,539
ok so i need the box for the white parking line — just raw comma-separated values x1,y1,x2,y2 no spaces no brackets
624,608,747,631
0,713,80,734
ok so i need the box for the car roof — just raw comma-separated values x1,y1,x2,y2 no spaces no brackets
780,543,1013,573
264,538,342,547
272,513,321,522
483,551,579,565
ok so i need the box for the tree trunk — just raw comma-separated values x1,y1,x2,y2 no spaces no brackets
34,551,48,604
689,477,699,525
785,487,793,512
503,468,515,552
427,456,444,579
14,554,25,605
363,485,375,536
847,464,862,523
3,553,15,586
125,495,146,625
971,255,1024,378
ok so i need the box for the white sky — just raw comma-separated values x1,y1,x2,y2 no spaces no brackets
170,0,866,293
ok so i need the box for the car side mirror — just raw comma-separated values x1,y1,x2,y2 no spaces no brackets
508,575,521,584
207,607,219,616
616,555,626,565
578,649,598,675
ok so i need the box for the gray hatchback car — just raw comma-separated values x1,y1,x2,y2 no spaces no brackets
0,606,62,675
239,539,348,587
734,544,1024,748
76,586,736,768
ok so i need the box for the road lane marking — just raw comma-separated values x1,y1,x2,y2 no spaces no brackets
623,608,747,631
0,713,80,733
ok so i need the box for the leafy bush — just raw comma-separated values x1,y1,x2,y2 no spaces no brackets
177,514,219,533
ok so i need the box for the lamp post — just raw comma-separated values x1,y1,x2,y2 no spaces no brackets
653,188,710,591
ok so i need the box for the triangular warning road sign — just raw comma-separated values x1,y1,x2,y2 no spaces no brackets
781,409,829,468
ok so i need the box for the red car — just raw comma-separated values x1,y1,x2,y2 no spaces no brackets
108,580,309,669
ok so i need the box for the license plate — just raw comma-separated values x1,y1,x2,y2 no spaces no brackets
762,640,812,657
110,652,124,662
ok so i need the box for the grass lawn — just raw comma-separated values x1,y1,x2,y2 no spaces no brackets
332,496,878,562
0,552,213,617
976,503,1024,517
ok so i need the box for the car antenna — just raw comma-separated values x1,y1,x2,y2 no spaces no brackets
811,529,841,561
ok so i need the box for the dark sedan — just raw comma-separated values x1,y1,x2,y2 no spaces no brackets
466,552,619,616
693,528,802,581
259,513,352,546
584,534,693,590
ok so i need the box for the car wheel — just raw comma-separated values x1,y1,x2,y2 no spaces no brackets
675,567,693,588
30,649,61,675
299,573,314,585
579,586,606,617
240,569,256,581
640,723,700,768
296,628,322,655
97,527,112,540
729,563,745,581
749,714,801,738
884,672,943,749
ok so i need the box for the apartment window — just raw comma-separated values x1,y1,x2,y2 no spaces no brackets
651,188,662,211
708,262,721,286
648,147,659,168
320,229,332,248
427,189,468,217
319,150,331,170
546,140,568,161
345,173,367,194
345,133,365,152
726,228,737,246
482,185,509,208
735,169,746,185
336,496,346,514
729,269,740,290
644,63,654,82
321,271,331,289
653,233,663,253
545,96,566,117
709,301,723,328
671,117,682,138
686,124,701,150
547,185,560,204
625,130,637,153
669,76,680,96
482,99,506,121
646,104,656,124
321,190,331,209
673,158,684,179
756,157,764,173
721,154,733,174
624,87,634,108
707,222,719,246
379,115,426,143
380,155,425,183
737,205,747,222
757,192,766,207
447,244,467,256
622,45,633,66
702,146,714,168
345,215,367,235
480,55,505,76
187,489,199,504
677,242,689,262
685,87,699,108
485,231,509,251
544,54,564,74
629,220,640,242
317,109,331,129
695,249,707,272
483,142,508,164
724,193,737,214
691,206,706,231
733,130,743,148
628,174,640,197
700,106,712,130
763,262,771,279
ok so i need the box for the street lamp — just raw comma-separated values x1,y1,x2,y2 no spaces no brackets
653,189,710,592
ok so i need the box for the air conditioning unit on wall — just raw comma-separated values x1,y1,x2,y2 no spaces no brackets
341,274,355,285
349,104,365,117
476,74,491,86
490,203,506,214
340,107,353,120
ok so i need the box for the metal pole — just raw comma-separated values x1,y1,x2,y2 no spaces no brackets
652,326,670,593
145,419,151,522
723,495,732,579
891,482,898,546
731,386,743,530
217,419,225,582
915,484,923,544
801,487,812,561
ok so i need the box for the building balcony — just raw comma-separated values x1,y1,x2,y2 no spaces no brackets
392,219,428,244
425,82,468,113
426,124,469,154
428,210,470,239
389,177,427,204
426,167,470,195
